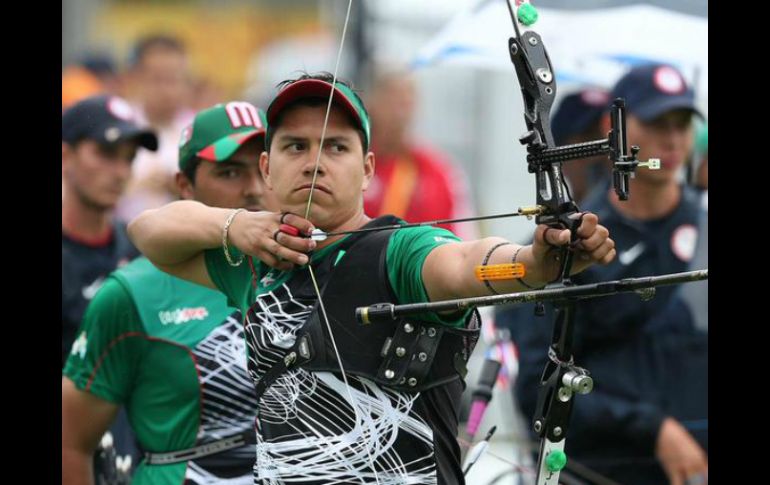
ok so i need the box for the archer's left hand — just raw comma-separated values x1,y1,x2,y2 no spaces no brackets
531,212,616,280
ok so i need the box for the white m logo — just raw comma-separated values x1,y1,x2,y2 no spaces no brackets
225,102,262,129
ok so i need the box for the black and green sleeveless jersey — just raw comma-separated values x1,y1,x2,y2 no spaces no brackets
63,257,257,485
205,223,471,484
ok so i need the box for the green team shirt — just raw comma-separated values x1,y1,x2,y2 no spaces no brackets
63,257,257,485
204,224,470,484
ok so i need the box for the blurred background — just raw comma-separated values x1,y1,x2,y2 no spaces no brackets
63,0,707,238
62,1,708,483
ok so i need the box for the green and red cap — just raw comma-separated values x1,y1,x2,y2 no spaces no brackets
178,101,267,171
265,79,371,150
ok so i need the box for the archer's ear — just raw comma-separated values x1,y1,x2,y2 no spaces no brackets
362,152,375,191
260,151,272,189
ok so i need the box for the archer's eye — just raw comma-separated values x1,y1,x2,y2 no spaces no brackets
325,142,348,153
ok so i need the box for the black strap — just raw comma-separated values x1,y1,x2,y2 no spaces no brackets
253,334,312,404
253,216,401,403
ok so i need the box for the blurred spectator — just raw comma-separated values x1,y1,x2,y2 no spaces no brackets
115,34,195,222
364,67,477,239
80,52,123,95
62,53,121,111
62,94,157,366
62,94,158,479
62,66,105,111
551,88,611,204
191,77,226,112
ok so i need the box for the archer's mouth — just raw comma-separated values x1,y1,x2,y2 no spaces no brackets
296,184,332,195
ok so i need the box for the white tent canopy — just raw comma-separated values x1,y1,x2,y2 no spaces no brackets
413,2,708,114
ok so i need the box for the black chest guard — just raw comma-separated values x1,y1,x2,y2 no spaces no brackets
253,216,481,402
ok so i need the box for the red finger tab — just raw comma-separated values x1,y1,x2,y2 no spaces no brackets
279,224,300,237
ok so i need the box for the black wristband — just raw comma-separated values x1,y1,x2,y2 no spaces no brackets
512,246,537,289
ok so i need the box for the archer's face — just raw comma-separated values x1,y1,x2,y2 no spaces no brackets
260,104,374,228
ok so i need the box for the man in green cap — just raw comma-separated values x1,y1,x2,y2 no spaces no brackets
129,72,615,484
62,101,274,485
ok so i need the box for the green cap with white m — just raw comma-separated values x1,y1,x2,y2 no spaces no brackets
178,101,267,171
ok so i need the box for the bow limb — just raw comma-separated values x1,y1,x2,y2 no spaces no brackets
505,2,599,484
